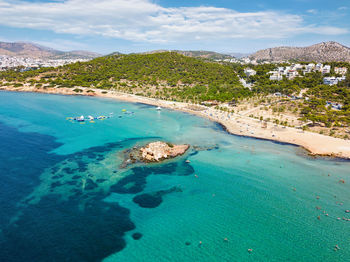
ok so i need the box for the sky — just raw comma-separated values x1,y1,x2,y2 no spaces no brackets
0,0,349,54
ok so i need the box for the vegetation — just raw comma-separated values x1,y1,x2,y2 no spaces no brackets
1,52,349,130
0,52,246,103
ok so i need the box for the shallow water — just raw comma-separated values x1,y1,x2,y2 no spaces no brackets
0,91,349,262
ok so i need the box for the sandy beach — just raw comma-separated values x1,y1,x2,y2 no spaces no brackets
2,85,350,159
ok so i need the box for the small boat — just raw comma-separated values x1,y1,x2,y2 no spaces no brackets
156,106,162,111
77,115,85,122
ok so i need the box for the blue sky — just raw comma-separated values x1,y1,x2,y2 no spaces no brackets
0,0,349,54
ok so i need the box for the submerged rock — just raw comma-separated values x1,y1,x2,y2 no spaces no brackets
132,233,142,240
140,141,189,162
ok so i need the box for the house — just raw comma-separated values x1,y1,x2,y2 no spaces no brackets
335,67,348,75
201,100,219,106
323,76,346,85
244,68,256,77
269,71,283,81
277,67,284,73
322,65,331,74
315,63,323,72
337,76,346,81
326,101,343,110
307,63,315,70
293,64,303,70
323,77,338,85
303,63,315,74
286,70,298,80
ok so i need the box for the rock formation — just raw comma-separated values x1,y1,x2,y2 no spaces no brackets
120,141,189,168
140,141,189,162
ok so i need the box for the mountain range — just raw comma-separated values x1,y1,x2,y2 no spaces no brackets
249,41,350,62
1,41,350,62
0,42,101,60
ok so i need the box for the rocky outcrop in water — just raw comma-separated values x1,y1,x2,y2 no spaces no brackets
140,141,189,162
120,141,189,168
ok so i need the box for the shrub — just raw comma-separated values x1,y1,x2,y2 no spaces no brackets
73,88,83,93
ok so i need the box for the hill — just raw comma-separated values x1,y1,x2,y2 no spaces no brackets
174,50,233,60
140,50,233,60
249,41,350,62
0,41,101,60
0,52,245,102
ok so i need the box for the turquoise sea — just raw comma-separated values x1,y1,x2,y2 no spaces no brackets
0,91,350,262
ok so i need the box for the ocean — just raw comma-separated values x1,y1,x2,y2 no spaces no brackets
0,91,349,262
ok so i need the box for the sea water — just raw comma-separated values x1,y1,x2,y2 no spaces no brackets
0,91,349,262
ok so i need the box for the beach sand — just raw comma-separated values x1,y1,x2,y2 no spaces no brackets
2,85,350,159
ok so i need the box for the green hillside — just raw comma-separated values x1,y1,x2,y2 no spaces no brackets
0,52,247,102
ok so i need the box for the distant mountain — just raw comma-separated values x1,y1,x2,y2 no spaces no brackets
138,50,234,60
249,41,350,62
174,50,234,60
0,42,101,60
106,51,123,56
227,52,251,59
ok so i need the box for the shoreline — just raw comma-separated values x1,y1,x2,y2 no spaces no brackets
2,85,350,160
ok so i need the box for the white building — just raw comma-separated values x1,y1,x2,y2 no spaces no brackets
323,77,338,85
322,65,331,74
286,70,298,80
315,63,323,72
244,68,256,77
323,76,346,85
269,71,283,81
303,63,315,74
277,67,285,73
293,64,303,70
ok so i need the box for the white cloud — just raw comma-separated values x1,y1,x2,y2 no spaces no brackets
0,0,347,43
307,9,318,14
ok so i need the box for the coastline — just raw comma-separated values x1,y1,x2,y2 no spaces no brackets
2,85,350,160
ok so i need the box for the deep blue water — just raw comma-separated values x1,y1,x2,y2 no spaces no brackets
0,91,350,262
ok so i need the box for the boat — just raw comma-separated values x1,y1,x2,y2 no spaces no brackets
156,106,162,111
76,115,85,122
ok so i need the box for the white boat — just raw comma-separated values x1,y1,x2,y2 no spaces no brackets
77,115,85,122
156,106,162,111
